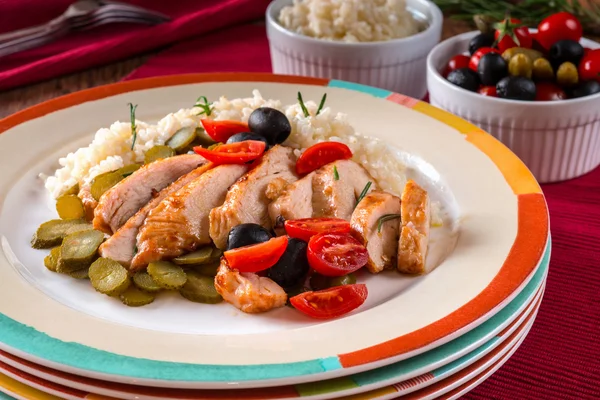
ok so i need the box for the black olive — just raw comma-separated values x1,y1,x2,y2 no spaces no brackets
496,76,537,101
446,68,480,92
570,80,600,98
248,107,292,145
468,32,495,55
477,53,508,86
226,132,269,147
267,238,310,289
226,223,272,250
549,40,584,69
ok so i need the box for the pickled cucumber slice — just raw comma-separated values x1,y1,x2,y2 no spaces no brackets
172,247,214,266
195,127,216,146
44,247,61,272
193,262,220,277
116,164,141,177
119,286,155,307
167,127,197,153
91,171,123,201
56,195,85,220
179,271,222,304
132,271,163,293
144,145,175,164
58,230,105,273
63,183,80,196
31,219,93,249
89,258,131,296
68,267,90,279
147,261,187,290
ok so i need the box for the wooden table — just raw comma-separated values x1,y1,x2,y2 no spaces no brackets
0,19,476,119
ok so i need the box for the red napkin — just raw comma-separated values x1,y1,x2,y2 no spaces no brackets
0,0,271,91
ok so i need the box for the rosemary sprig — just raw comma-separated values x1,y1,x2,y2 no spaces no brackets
377,214,401,233
297,92,310,117
333,165,339,180
194,96,213,117
316,93,327,115
355,181,372,208
128,103,138,150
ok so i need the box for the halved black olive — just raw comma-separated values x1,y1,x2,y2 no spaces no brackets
267,238,309,289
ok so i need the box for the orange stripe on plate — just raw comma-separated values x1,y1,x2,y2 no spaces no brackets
411,101,478,135
0,73,329,135
339,193,548,368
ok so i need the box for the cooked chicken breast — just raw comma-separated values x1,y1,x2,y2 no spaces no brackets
268,171,315,231
93,154,206,234
131,164,248,270
209,145,298,249
214,260,287,313
78,184,97,222
397,180,431,275
351,191,401,273
98,163,214,267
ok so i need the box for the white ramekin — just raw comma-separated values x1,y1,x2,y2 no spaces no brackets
427,31,600,183
266,0,443,99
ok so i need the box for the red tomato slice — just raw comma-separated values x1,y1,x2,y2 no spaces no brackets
224,236,288,273
201,119,249,142
193,141,266,165
296,142,353,175
290,284,368,319
285,218,351,243
307,233,369,277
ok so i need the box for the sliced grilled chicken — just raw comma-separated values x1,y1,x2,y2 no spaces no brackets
131,164,248,270
351,191,401,273
93,154,205,234
268,171,315,231
98,163,214,267
78,184,97,222
214,260,287,313
397,180,431,275
209,145,298,249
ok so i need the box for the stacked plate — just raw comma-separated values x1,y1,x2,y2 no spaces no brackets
0,74,550,400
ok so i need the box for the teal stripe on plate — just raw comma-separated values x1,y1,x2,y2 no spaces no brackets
328,80,392,98
351,240,550,387
432,337,499,377
0,391,15,400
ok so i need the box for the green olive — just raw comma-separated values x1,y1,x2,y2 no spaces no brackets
501,47,543,64
508,54,533,79
556,62,579,87
532,58,555,81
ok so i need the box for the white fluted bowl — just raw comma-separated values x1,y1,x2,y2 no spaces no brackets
427,31,600,183
266,0,443,100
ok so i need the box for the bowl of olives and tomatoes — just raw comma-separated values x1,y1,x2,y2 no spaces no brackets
426,12,600,183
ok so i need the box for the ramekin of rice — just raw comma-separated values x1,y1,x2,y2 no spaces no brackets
266,0,443,99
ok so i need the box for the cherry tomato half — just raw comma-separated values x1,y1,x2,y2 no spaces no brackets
579,49,600,83
290,284,368,319
445,54,471,76
535,82,567,101
307,233,369,277
193,140,266,165
478,86,498,97
201,119,250,142
296,142,353,175
494,18,532,53
469,47,500,72
285,218,351,243
537,12,583,51
223,236,288,273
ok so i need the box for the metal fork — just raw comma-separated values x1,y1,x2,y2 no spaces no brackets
0,0,170,58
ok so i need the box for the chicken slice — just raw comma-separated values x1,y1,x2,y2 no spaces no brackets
131,164,248,270
93,154,206,234
351,191,401,273
209,145,298,249
397,180,431,275
98,163,214,267
268,171,315,232
214,260,287,314
78,184,97,222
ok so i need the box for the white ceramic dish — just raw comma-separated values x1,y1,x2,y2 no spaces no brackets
427,30,600,183
0,73,549,389
266,0,443,99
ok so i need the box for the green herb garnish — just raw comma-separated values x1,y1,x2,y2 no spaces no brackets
356,181,372,208
194,96,213,117
333,165,339,181
297,92,310,118
128,103,138,150
377,214,401,233
316,93,327,115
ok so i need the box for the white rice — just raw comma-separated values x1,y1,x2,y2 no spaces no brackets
278,0,420,43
